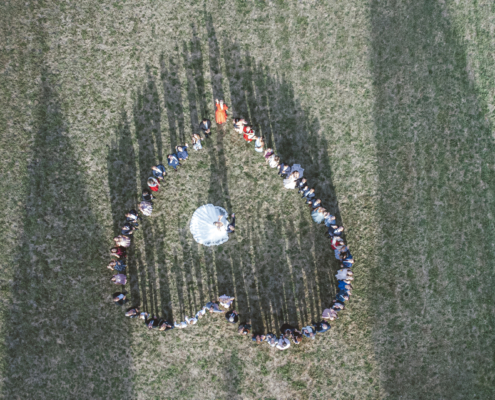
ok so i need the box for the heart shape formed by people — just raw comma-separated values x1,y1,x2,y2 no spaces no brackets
108,102,355,350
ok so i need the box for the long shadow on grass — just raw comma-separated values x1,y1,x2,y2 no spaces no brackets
198,18,340,335
3,69,134,398
370,0,495,398
133,72,173,319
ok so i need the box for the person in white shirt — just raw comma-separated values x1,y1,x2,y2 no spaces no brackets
174,320,187,329
276,336,291,350
185,316,197,325
195,307,207,319
218,295,235,309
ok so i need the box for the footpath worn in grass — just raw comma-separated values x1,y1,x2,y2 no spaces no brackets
0,0,494,399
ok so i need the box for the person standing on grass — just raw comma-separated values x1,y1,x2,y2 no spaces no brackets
268,154,280,169
311,207,327,224
327,224,344,239
233,118,246,134
141,189,154,203
322,308,338,321
138,200,153,216
265,333,278,347
151,164,167,181
111,274,127,285
278,163,291,178
264,148,274,161
302,325,317,340
125,307,139,318
200,118,212,138
126,209,141,227
314,320,331,334
252,333,266,344
110,246,127,259
297,177,307,192
302,187,315,201
158,320,174,331
226,213,236,234
176,144,189,161
226,310,239,324
276,335,291,350
167,153,180,171
324,213,336,227
238,323,251,335
147,177,160,192
215,99,228,125
114,235,131,248
108,259,127,273
192,133,203,151
308,198,322,209
205,301,224,313
219,295,235,309
242,125,256,142
121,222,137,237
112,292,127,306
254,136,265,153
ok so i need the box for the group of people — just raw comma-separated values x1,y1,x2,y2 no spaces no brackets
106,98,355,350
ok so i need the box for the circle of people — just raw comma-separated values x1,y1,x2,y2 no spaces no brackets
108,98,355,350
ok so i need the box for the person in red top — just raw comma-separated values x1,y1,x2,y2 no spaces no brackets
243,125,256,142
147,177,159,192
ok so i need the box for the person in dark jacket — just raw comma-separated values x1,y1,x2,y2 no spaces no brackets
277,163,291,178
151,164,167,181
142,189,153,203
125,209,141,227
158,320,174,331
176,144,189,161
314,320,331,333
226,310,239,324
200,118,212,138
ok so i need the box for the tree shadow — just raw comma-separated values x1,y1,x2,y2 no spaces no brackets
3,68,134,398
370,0,495,397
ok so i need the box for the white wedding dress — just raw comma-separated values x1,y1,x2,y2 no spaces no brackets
283,164,304,189
190,204,229,246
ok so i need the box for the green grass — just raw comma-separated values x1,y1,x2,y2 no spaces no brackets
0,0,495,399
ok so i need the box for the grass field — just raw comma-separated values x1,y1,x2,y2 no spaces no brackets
1,0,494,399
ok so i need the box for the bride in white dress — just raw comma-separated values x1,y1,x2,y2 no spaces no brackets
283,170,301,189
190,204,230,246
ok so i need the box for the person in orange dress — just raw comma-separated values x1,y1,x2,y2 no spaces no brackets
215,99,228,125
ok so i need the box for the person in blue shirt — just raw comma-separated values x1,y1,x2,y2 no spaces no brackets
167,153,180,171
151,164,166,181
121,223,137,237
277,163,291,178
324,213,336,227
302,187,315,200
335,292,349,303
314,320,331,333
252,333,266,344
176,144,189,161
205,301,224,313
107,259,127,273
226,213,235,234
327,224,344,239
302,325,317,339
297,178,307,192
